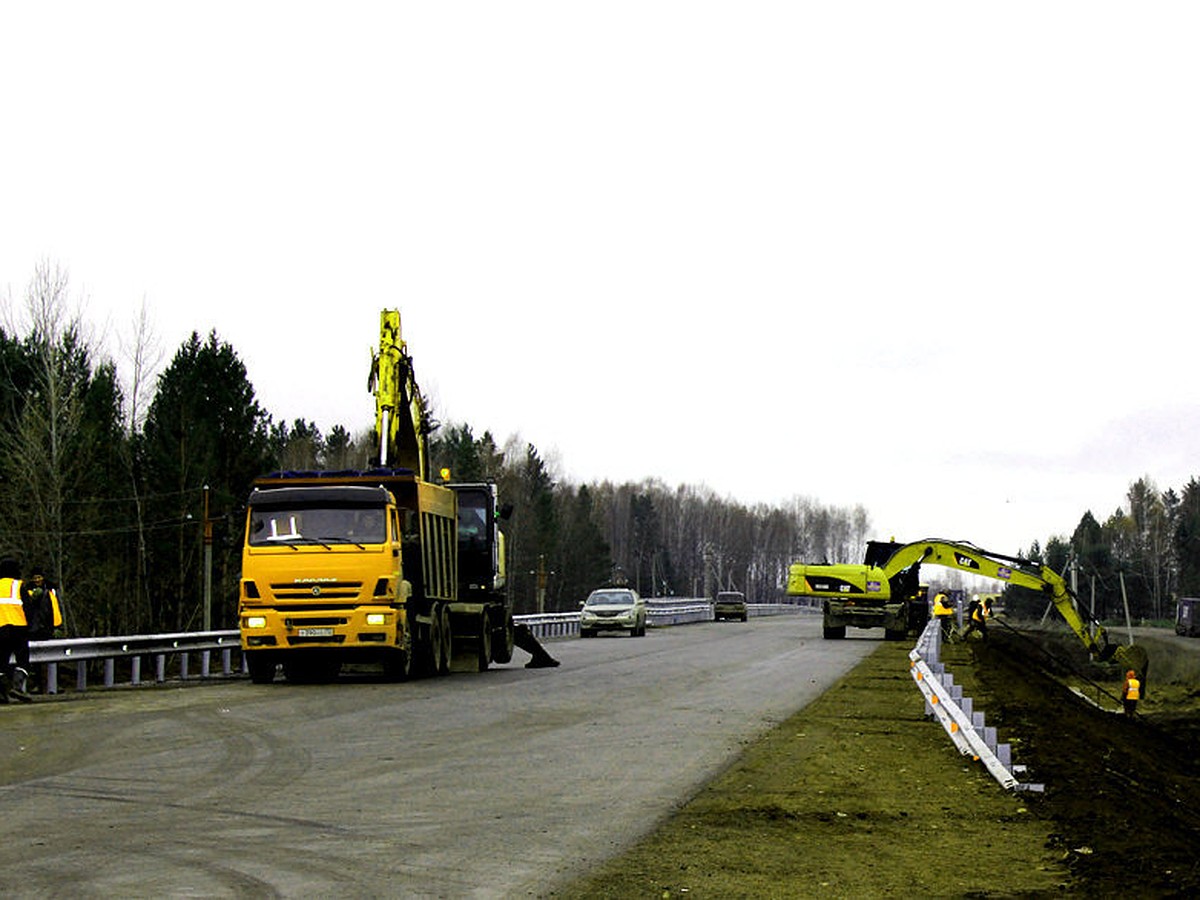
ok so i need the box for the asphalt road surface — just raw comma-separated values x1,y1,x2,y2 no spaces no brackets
0,615,878,898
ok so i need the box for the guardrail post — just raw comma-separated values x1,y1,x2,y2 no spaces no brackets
180,652,190,680
155,654,166,683
104,658,115,687
45,662,57,695
222,648,232,676
76,660,87,692
131,656,141,686
201,650,211,678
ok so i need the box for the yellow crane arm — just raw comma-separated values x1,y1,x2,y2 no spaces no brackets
367,309,430,479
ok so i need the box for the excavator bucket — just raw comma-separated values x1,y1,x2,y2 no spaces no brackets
1114,643,1150,686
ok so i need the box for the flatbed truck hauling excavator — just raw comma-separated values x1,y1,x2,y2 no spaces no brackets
787,538,1148,678
238,310,557,684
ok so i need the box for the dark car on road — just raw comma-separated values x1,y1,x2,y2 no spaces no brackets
714,591,748,622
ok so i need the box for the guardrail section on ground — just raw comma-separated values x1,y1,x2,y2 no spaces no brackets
909,620,1043,792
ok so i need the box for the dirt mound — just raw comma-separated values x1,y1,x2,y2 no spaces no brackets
970,627,1200,895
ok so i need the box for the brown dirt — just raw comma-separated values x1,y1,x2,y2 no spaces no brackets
551,624,1200,898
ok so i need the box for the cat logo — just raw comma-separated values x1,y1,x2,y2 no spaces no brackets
954,553,980,570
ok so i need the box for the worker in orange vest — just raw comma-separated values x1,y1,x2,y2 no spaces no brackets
0,558,31,703
1121,669,1141,717
932,592,955,640
963,596,990,641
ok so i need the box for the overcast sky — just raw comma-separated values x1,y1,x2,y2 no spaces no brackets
3,3,1198,558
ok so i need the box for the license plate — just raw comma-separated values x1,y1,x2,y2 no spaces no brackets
297,627,334,637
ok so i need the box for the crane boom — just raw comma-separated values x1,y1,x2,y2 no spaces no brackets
367,309,431,479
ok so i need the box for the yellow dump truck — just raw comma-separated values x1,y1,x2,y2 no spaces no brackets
238,310,524,683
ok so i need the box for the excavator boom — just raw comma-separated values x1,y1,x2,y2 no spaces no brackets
789,537,1147,677
368,309,431,479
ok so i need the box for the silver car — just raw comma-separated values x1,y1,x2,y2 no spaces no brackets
579,588,647,637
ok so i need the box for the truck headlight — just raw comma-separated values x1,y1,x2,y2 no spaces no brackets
366,613,387,626
244,616,267,629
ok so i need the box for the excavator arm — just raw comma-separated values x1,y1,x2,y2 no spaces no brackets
878,539,1147,677
367,309,432,479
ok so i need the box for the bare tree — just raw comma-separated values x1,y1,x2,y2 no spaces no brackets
0,262,89,630
118,299,162,631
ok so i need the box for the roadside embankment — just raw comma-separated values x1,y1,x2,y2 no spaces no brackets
551,637,1067,898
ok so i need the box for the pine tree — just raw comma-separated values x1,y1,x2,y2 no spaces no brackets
140,331,272,631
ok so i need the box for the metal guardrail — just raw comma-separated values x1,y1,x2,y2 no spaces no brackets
909,619,1043,792
20,601,807,695
29,631,244,695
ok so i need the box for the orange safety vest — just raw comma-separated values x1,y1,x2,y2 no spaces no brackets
0,577,27,628
48,587,63,628
1124,677,1141,701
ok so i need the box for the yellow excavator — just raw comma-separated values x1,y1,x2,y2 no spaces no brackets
367,308,432,475
787,538,1148,678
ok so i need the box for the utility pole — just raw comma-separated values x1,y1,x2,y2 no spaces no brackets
533,554,555,613
203,484,213,632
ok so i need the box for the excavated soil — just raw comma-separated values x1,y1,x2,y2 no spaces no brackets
553,624,1200,898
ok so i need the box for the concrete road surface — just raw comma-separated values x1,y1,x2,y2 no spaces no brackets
0,615,878,898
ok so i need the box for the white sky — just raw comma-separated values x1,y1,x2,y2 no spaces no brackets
3,2,1198,558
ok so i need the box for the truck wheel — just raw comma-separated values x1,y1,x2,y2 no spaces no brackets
823,625,846,639
246,652,276,685
476,614,491,672
884,628,907,641
439,605,453,675
492,613,515,664
411,616,436,678
427,612,444,676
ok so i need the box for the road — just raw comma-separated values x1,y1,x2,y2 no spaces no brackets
0,615,878,899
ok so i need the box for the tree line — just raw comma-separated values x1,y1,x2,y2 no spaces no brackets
0,265,1189,634
1007,476,1200,624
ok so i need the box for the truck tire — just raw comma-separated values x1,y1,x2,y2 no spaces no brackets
491,613,515,664
246,652,276,685
823,625,846,639
476,614,491,672
427,612,444,676
884,628,907,641
438,605,453,675
413,614,439,678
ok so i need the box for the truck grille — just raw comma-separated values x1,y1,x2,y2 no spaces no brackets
271,581,363,600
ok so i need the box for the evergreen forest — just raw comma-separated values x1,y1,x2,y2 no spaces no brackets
1,266,1194,636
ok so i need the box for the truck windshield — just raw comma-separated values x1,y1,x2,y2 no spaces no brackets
248,505,387,547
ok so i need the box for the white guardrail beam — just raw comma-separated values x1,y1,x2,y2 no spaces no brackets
909,619,1043,792
22,601,810,694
